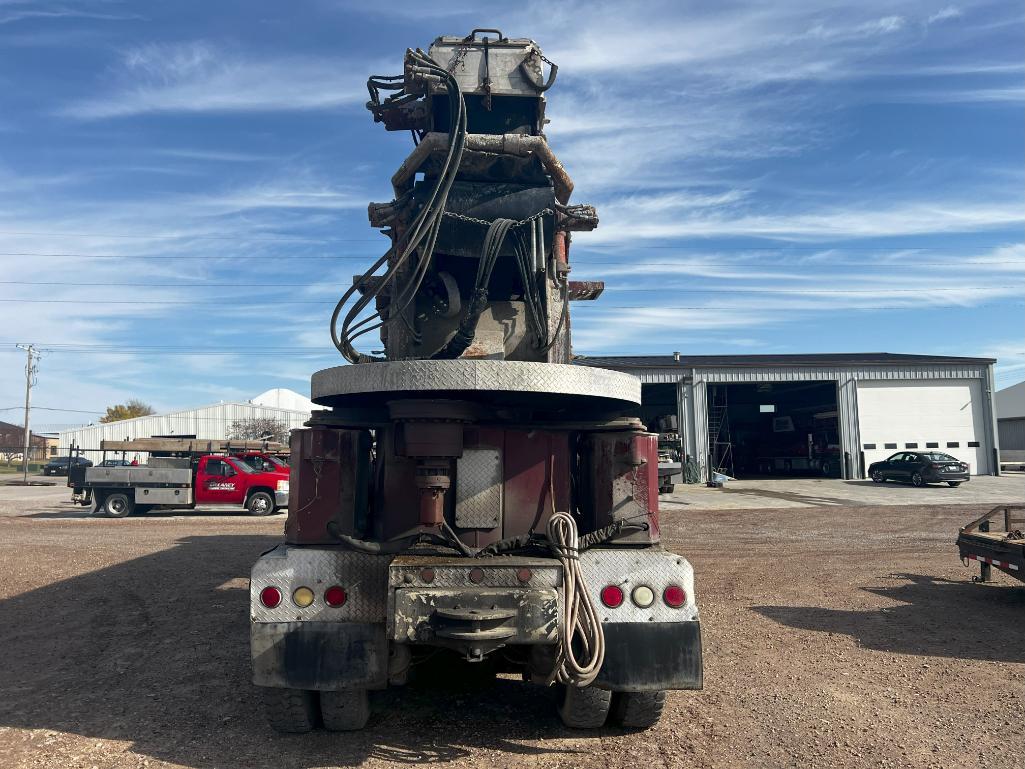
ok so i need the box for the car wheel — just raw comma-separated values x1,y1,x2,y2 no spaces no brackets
820,461,831,476
557,684,611,729
247,491,275,516
101,492,134,518
911,472,925,488
871,470,885,483
947,481,961,487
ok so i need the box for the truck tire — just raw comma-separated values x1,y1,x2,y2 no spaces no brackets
263,687,318,733
320,689,370,731
101,492,134,518
247,491,275,516
610,690,666,729
557,684,611,729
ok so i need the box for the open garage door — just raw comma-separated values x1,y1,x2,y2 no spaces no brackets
857,380,989,474
708,381,841,479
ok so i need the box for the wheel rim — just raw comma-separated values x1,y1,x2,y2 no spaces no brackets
872,471,882,482
251,495,270,513
912,473,922,486
110,498,125,514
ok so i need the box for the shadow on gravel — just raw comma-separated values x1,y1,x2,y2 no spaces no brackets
0,534,593,768
754,572,1025,663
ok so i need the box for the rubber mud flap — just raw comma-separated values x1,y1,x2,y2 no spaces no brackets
595,621,703,691
252,622,388,690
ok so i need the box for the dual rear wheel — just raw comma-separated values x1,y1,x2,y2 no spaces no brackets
264,685,666,733
550,685,667,730
263,688,370,733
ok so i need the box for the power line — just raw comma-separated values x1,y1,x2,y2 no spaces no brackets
0,405,104,413
0,231,1020,249
0,280,1016,293
0,298,1020,310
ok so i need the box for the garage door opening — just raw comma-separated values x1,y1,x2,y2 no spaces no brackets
708,381,841,479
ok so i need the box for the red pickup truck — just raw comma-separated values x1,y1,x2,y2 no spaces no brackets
70,453,290,518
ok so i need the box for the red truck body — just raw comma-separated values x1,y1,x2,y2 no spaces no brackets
71,452,289,517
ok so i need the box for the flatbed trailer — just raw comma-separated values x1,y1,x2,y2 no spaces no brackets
957,504,1025,583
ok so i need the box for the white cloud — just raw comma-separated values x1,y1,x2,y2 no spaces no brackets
927,6,962,25
62,42,369,119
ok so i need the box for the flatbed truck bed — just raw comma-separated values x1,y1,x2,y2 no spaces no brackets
957,504,1024,583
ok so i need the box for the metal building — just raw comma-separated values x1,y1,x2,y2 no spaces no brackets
578,353,1000,482
995,380,1025,452
58,400,311,455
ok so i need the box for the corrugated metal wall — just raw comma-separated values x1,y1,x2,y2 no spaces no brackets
600,363,997,481
999,418,1025,451
58,402,310,454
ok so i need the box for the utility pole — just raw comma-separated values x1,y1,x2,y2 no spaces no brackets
16,344,40,483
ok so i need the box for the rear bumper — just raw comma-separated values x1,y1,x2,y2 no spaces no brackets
923,470,970,482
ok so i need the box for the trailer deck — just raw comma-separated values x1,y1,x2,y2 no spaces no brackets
957,504,1024,582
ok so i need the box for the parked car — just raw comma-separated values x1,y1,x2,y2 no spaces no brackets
98,459,132,467
869,451,970,487
43,456,93,476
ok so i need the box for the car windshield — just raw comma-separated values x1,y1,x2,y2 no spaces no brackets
923,452,958,462
267,456,288,469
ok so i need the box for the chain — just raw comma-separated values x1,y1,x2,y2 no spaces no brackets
442,208,552,228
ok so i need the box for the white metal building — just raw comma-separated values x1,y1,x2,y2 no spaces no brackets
578,353,1000,481
58,396,312,455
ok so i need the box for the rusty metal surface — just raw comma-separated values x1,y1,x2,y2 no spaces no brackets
567,281,605,300
390,587,559,645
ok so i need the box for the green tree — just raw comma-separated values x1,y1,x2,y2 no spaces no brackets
99,399,156,423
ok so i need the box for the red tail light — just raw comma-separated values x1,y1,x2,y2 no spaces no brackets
260,586,282,608
324,586,347,607
663,585,687,608
600,585,625,608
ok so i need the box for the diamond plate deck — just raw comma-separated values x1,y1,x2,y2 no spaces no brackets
579,548,699,624
455,448,503,529
250,545,391,623
310,360,641,416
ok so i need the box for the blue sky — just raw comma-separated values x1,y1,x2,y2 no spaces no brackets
0,0,1022,431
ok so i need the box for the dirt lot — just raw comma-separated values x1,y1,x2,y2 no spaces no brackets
0,487,1022,769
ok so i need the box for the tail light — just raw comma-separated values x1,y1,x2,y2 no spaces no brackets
663,585,687,608
324,585,347,607
260,586,282,608
600,584,625,608
631,585,655,608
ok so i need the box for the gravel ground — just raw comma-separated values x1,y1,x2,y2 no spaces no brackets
0,487,1022,769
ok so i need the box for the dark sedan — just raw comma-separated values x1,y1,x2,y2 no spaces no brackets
869,451,970,487
43,456,93,476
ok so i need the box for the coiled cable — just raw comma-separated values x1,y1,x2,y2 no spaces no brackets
546,511,605,687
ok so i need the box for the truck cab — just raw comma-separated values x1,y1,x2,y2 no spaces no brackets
195,455,289,514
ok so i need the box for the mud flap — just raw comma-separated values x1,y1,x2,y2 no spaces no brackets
252,621,388,690
595,621,703,691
